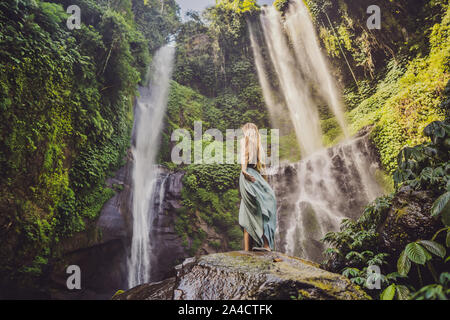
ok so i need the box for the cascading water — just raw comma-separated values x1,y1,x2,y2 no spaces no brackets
249,3,382,261
271,134,382,262
284,1,349,137
259,6,323,156
128,44,175,288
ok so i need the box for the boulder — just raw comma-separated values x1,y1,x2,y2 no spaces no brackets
378,186,443,255
114,251,370,300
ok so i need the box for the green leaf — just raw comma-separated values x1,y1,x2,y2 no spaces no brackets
424,121,449,140
424,248,433,261
439,272,450,285
417,240,446,258
431,192,450,223
397,249,411,276
405,242,427,265
396,285,410,300
380,284,396,300
344,268,360,278
351,277,365,285
387,272,407,281
447,231,450,248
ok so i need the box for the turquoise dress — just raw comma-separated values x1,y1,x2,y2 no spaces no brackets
239,167,277,250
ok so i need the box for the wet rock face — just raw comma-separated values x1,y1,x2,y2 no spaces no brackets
115,251,370,300
48,153,134,300
149,168,235,282
48,163,191,299
378,186,442,255
114,278,176,300
149,169,190,281
272,132,382,262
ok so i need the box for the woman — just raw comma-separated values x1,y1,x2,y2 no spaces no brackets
239,123,277,252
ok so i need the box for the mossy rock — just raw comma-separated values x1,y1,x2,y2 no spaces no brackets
116,251,370,300
378,186,443,255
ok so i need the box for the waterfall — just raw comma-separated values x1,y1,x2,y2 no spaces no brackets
248,21,278,121
128,44,175,288
272,135,382,262
259,6,323,156
249,3,382,261
284,1,348,137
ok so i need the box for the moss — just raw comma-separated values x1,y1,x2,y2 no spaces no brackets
111,290,125,299
394,207,409,221
347,5,449,173
374,169,395,194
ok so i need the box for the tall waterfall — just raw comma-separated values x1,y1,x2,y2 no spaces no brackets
128,44,175,288
284,1,348,137
249,3,382,261
259,6,323,155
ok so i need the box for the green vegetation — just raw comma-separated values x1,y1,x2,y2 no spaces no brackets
273,0,290,13
307,0,446,84
315,0,449,173
323,121,450,299
1,0,449,298
160,0,271,254
0,0,178,289
169,0,449,258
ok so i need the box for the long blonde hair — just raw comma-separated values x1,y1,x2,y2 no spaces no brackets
241,123,266,175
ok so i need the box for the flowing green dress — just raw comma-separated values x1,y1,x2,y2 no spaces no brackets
239,167,277,250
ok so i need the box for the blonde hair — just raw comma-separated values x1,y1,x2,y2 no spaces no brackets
241,123,266,176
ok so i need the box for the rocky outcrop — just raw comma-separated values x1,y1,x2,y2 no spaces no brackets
47,162,192,299
47,157,237,299
114,251,370,300
149,168,189,281
378,186,443,255
271,130,383,262
48,152,133,300
150,168,243,281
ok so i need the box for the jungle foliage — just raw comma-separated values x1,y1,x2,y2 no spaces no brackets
1,0,449,298
0,0,178,288
323,121,450,300
314,0,449,174
161,0,271,253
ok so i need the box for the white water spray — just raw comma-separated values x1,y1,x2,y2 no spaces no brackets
284,1,348,138
260,6,323,156
128,44,175,288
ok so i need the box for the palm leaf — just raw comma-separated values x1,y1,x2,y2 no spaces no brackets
405,242,427,265
417,240,446,258
397,249,411,275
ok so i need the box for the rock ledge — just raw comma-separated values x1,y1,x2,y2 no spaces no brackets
114,251,370,300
